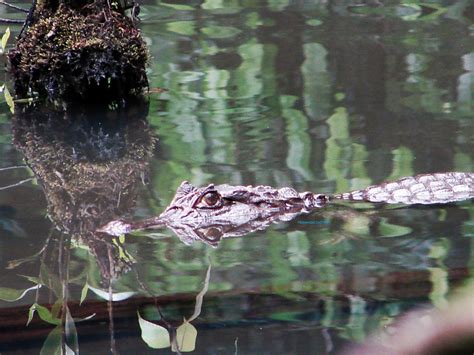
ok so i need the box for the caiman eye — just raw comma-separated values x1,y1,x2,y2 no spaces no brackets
196,191,222,208
203,192,220,206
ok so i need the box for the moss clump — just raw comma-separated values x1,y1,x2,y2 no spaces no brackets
9,2,148,105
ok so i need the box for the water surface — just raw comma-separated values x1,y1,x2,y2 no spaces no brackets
0,0,473,353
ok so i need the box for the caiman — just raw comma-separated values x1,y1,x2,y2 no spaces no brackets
99,172,473,245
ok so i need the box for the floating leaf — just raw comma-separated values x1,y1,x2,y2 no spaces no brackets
137,311,170,349
0,284,41,302
176,320,197,352
4,86,14,114
1,27,10,51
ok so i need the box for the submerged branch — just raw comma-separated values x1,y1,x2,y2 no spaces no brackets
0,18,23,23
0,164,28,171
0,1,28,13
0,176,34,190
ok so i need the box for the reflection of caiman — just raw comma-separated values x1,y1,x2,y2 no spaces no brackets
99,172,473,245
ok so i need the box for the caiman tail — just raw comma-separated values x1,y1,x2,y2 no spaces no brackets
332,172,474,205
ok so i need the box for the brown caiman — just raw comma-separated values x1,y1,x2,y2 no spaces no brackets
99,172,473,245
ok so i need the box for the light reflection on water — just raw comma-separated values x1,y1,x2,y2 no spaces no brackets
0,0,473,353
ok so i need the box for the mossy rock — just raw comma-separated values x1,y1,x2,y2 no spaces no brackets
9,2,148,106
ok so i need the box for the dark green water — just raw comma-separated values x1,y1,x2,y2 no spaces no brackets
0,1,473,354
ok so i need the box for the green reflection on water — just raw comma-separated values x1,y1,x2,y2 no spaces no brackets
0,0,472,353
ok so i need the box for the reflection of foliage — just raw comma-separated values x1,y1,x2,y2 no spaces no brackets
6,230,139,354
0,0,473,352
138,265,211,352
0,27,14,114
12,104,154,235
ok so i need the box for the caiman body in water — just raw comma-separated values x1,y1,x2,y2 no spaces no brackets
99,172,473,244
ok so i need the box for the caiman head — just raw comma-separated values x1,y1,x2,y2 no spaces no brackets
99,181,328,246
159,181,328,245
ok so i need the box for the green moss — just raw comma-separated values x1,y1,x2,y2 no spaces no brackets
8,3,149,106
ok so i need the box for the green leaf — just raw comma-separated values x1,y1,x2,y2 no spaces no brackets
65,307,79,354
176,320,197,352
40,264,62,297
1,27,10,51
74,313,96,322
40,325,62,355
27,303,36,326
0,285,41,302
4,86,14,114
51,301,62,319
80,283,88,305
378,219,412,238
137,311,170,349
32,303,61,325
188,264,211,322
88,285,136,301
20,275,42,284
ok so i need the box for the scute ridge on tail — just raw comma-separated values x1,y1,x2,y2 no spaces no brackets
333,172,473,205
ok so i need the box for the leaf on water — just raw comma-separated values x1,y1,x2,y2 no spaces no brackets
137,311,170,349
4,86,14,114
0,284,41,302
88,284,136,301
176,320,197,352
40,325,62,355
80,283,88,305
1,27,10,51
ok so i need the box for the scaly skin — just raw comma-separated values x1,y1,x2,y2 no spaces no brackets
98,172,473,242
333,172,473,204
